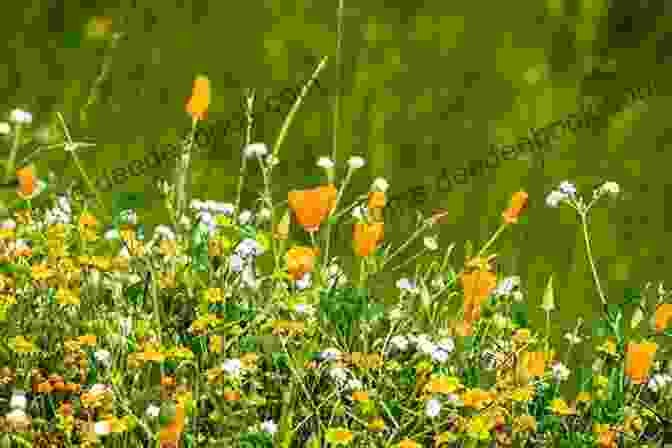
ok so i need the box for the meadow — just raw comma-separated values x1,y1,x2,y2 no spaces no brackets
0,6,671,448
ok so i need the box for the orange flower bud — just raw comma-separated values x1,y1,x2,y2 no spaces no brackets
286,246,319,281
502,191,529,224
353,222,384,257
287,184,338,233
186,75,211,122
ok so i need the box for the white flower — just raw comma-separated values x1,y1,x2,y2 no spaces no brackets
212,202,235,216
236,238,264,257
600,181,620,197
396,278,418,294
493,276,520,297
238,210,253,225
145,404,160,418
9,109,32,124
243,142,269,159
94,350,112,369
320,348,341,361
190,199,207,211
9,392,27,411
431,347,449,363
94,420,112,436
545,190,567,208
261,419,278,435
347,378,363,390
564,332,582,345
389,335,409,352
648,373,671,393
416,336,436,355
372,177,389,192
0,122,10,135
551,362,571,382
347,156,365,170
294,303,315,315
229,254,244,273
425,398,441,418
436,338,455,354
317,156,334,169
558,181,577,197
352,205,367,220
295,272,312,290
423,236,438,251
56,196,72,215
222,359,242,377
328,367,349,384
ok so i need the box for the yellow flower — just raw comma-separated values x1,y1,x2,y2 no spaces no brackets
462,388,495,410
549,398,575,416
78,335,97,346
367,417,385,432
12,336,37,354
424,376,463,394
209,335,223,354
597,338,618,356
204,287,225,304
56,287,81,306
575,391,592,404
466,415,494,441
513,415,536,433
186,75,211,122
31,263,54,281
510,386,535,402
326,427,354,445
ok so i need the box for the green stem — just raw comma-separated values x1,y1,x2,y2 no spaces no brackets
175,119,198,226
5,123,22,183
579,212,607,307
475,222,507,258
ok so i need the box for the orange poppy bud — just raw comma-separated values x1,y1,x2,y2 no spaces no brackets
654,303,672,333
625,341,657,384
287,184,338,233
368,191,386,209
353,222,384,257
502,191,529,224
16,164,37,198
286,246,319,281
186,75,211,122
460,268,497,326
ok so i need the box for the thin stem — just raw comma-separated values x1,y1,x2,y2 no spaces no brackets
175,120,198,225
332,0,344,165
579,212,607,306
5,123,22,183
476,222,507,258
234,89,256,223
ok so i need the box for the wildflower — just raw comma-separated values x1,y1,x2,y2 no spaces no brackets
10,109,32,124
0,122,10,135
389,335,409,352
317,156,334,169
546,191,566,207
493,276,520,297
367,416,385,432
654,303,672,332
236,238,264,258
9,391,27,410
598,181,620,197
326,428,354,445
353,222,384,257
398,440,420,448
320,348,341,361
424,376,463,395
423,236,438,251
94,350,112,369
328,367,349,384
286,246,319,281
293,303,315,315
518,351,553,380
186,75,210,122
287,184,338,233
347,379,363,391
460,267,497,333
558,181,577,197
146,404,160,418
513,415,537,433
564,332,583,345
351,391,369,401
551,362,571,382
465,415,494,441
222,359,242,377
625,341,657,384
575,391,591,403
296,272,312,290
352,205,367,220
368,191,386,210
647,373,671,393
261,419,278,435
593,424,617,448
502,191,529,224
16,164,46,199
425,398,441,418
372,177,389,192
347,156,365,170
243,142,269,159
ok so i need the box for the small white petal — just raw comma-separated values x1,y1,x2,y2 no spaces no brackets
347,156,365,169
243,142,269,159
317,156,335,169
372,177,389,192
10,109,32,124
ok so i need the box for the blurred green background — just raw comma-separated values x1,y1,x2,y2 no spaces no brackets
2,0,672,391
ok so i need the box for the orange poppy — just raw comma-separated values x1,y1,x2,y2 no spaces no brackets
287,184,338,233
353,222,384,257
625,341,657,384
460,268,497,327
286,246,319,281
186,75,211,122
223,389,241,401
518,351,552,379
351,391,370,401
654,303,672,333
16,164,37,198
502,191,529,224
159,400,186,447
368,191,386,209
